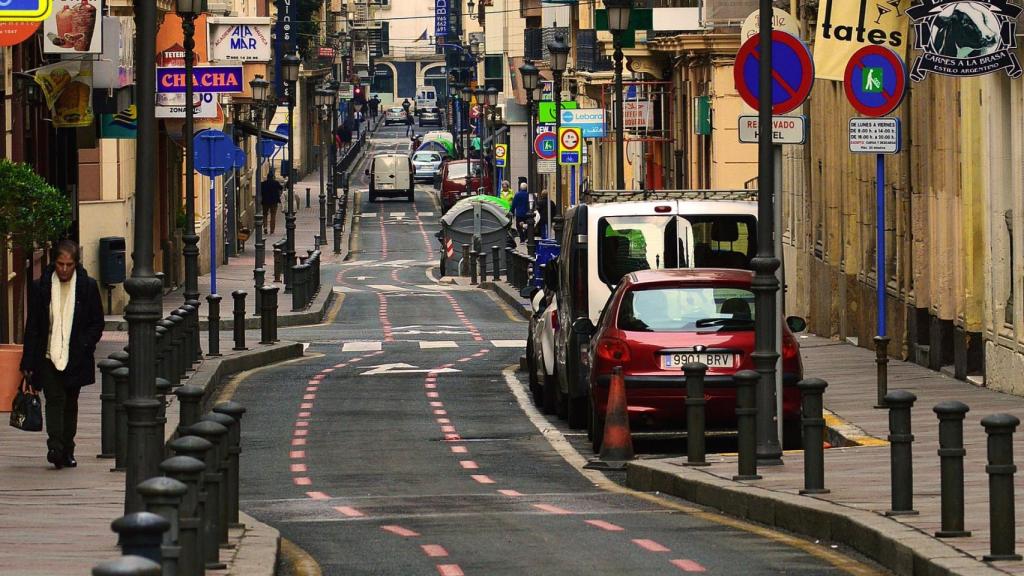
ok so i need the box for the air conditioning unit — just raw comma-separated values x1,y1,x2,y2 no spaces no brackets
206,0,232,15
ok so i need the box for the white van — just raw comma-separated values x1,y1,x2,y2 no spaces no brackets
415,85,437,115
546,190,760,428
366,153,415,202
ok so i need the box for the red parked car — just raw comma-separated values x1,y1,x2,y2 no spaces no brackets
438,159,492,213
582,268,806,452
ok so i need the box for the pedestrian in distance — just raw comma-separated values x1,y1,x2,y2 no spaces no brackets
499,180,513,203
511,182,532,243
20,240,104,470
260,170,284,235
405,109,415,137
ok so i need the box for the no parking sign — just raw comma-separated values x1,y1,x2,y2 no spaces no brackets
734,31,814,114
843,45,907,117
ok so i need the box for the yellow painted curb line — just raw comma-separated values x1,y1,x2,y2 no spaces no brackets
280,538,322,576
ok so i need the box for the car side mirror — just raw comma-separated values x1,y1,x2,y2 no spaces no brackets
572,318,595,336
786,316,808,333
520,285,538,300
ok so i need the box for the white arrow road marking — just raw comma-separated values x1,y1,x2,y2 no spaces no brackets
352,276,375,281
360,363,462,375
491,340,527,348
342,341,383,352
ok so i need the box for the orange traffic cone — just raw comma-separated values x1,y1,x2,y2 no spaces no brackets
586,366,635,470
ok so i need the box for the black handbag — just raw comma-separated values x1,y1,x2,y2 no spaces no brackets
9,378,42,432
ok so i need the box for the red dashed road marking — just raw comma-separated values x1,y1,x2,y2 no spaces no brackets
671,559,707,572
434,409,447,415
300,403,313,409
451,446,468,454
291,464,307,473
291,438,306,446
437,565,464,576
633,539,671,553
459,461,478,470
440,425,457,433
294,477,311,486
295,421,309,427
303,394,316,400
497,489,522,497
427,392,440,398
381,525,420,537
436,418,450,424
430,401,444,407
421,544,449,558
586,519,625,532
307,491,330,501
533,504,573,515
298,411,311,418
289,450,305,459
470,475,495,484
334,506,366,517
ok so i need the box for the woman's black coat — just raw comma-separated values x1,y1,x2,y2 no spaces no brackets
19,264,105,388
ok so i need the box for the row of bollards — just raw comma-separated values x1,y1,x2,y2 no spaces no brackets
291,247,322,311
95,402,247,575
679,360,1023,563
503,247,535,290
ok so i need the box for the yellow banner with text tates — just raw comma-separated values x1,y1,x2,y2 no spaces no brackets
813,0,911,81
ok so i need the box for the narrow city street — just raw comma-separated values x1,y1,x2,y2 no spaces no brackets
234,124,884,575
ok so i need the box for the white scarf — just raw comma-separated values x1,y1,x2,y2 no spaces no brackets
48,270,76,371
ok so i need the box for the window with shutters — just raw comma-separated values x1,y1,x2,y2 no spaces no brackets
525,28,543,60
484,55,504,92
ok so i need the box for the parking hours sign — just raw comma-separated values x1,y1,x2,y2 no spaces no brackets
558,127,581,165
849,118,901,154
494,144,507,168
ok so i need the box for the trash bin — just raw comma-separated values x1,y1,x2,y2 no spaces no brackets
98,236,126,285
532,240,560,288
439,197,512,277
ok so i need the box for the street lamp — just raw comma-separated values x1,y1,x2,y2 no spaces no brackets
250,75,269,313
548,33,569,238
461,85,473,159
605,0,632,191
474,87,486,168
486,86,498,194
519,61,539,255
178,0,206,362
282,52,300,293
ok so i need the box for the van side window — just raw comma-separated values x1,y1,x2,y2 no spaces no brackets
688,216,757,269
597,216,669,285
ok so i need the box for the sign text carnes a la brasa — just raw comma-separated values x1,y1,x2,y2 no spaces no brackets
157,66,244,93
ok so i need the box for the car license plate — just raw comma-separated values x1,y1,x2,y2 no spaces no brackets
661,352,735,370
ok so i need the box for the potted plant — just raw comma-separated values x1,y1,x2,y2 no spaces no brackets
0,159,72,410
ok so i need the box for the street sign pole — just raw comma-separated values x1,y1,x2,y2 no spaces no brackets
755,0,783,466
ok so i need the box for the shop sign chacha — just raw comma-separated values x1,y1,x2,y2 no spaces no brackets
907,0,1022,80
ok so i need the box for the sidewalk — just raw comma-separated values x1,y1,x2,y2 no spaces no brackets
0,331,301,574
482,279,1024,575
104,164,363,331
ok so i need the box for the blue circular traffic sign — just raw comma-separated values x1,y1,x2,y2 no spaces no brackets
734,31,814,115
534,132,557,161
844,45,907,117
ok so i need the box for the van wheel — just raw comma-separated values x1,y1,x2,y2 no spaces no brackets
407,190,415,202
568,396,588,430
590,399,605,453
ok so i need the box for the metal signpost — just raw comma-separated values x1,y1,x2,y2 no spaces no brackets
844,45,907,409
195,129,237,295
494,144,507,195
734,27,814,464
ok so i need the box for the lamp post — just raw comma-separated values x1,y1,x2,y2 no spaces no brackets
282,53,300,293
316,87,331,245
179,0,205,356
250,76,269,313
548,33,569,237
753,0,783,465
449,82,461,143
519,61,539,254
486,86,498,195
123,0,163,515
325,80,339,224
474,87,486,167
605,0,631,191
461,85,472,161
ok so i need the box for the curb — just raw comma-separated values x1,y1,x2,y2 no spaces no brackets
480,281,532,321
626,460,1002,576
229,512,280,576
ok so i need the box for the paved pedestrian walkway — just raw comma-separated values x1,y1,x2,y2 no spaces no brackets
104,166,361,329
0,331,292,574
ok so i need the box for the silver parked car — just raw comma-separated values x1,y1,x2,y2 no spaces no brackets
419,107,442,127
411,151,443,182
384,107,407,126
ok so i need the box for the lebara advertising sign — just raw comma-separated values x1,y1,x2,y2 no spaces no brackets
560,109,606,138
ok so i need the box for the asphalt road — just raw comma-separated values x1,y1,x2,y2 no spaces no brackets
236,123,886,576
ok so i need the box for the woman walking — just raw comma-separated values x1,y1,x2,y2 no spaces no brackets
20,240,104,469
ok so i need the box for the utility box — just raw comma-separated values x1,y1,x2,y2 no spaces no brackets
98,237,126,285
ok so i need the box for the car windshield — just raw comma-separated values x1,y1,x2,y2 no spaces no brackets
446,162,481,179
617,286,756,333
597,215,757,286
413,153,440,163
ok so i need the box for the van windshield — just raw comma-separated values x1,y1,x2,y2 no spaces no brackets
618,286,756,332
597,215,757,286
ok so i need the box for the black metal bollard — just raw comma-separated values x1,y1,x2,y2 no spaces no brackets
137,476,187,576
305,186,311,208
478,252,487,284
166,438,212,576
92,556,162,576
874,335,890,409
253,268,265,316
154,377,171,441
683,362,709,467
292,263,307,311
491,245,500,281
333,216,342,254
213,402,246,528
260,285,276,344
168,312,187,379
470,250,479,285
505,247,514,283
798,378,830,495
319,188,327,245
153,326,166,386
180,305,197,366
201,412,236,546
111,512,169,565
98,358,122,459
884,389,919,516
187,421,228,569
156,320,177,384
174,385,205,439
461,243,470,276
185,300,202,363
733,369,761,481
934,401,970,537
982,413,1022,561
232,290,247,351
266,285,280,342
273,241,283,283
112,365,130,471
206,294,223,357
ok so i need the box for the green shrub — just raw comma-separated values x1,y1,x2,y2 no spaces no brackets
0,159,72,251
